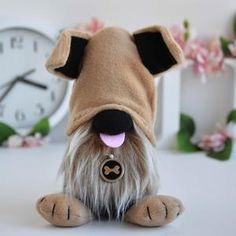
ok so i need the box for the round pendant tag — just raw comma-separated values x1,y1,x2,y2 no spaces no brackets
100,159,124,183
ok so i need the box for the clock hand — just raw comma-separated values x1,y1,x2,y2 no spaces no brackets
0,77,45,104
0,68,36,90
0,79,16,89
0,79,17,103
18,77,48,90
18,68,36,78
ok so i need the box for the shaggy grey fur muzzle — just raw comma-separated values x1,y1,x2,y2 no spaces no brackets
60,122,159,220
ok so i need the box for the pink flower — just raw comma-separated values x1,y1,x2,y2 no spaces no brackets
78,18,104,35
6,135,24,148
207,37,224,73
4,133,47,148
185,40,209,74
198,125,228,152
184,37,224,76
228,40,236,57
170,25,186,49
171,21,224,77
86,18,104,34
22,136,46,148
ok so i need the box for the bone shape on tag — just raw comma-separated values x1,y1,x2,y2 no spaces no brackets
104,165,120,175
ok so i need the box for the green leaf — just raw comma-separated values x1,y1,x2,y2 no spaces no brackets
177,131,201,153
227,109,236,123
177,113,201,153
180,113,196,136
207,139,233,161
0,122,17,145
28,117,50,137
220,37,232,55
183,19,190,29
184,31,190,42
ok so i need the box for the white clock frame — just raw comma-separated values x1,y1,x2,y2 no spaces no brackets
0,25,72,133
156,58,236,149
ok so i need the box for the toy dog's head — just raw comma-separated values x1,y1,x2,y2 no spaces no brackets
46,26,183,219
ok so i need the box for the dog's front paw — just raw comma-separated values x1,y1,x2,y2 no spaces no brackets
124,195,184,227
36,193,93,227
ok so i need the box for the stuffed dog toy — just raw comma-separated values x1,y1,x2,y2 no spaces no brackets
36,25,184,227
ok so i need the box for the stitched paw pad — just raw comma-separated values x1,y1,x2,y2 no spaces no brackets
36,193,92,227
124,195,184,227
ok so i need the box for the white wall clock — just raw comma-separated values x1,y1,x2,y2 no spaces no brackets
0,26,71,133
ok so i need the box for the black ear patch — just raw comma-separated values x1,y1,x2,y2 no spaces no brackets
55,37,88,79
134,32,177,75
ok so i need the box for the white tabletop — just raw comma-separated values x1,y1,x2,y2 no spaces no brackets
0,143,235,236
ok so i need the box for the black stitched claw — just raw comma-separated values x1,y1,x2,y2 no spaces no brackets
67,206,71,220
147,206,152,220
51,203,56,217
39,197,45,203
161,201,168,219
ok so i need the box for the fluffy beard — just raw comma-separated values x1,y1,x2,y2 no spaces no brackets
60,122,159,220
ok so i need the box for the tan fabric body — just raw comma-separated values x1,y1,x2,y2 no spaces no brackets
66,28,157,144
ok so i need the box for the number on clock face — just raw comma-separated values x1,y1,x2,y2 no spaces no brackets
10,36,24,49
0,27,68,129
0,104,4,116
0,42,3,54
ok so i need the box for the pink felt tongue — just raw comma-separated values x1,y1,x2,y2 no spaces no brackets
99,133,125,148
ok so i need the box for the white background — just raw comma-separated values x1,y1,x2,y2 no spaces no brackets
0,0,235,142
0,0,235,36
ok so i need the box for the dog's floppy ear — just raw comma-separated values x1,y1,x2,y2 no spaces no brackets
133,26,184,75
46,29,91,80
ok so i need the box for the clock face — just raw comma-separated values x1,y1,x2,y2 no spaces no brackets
0,27,68,129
